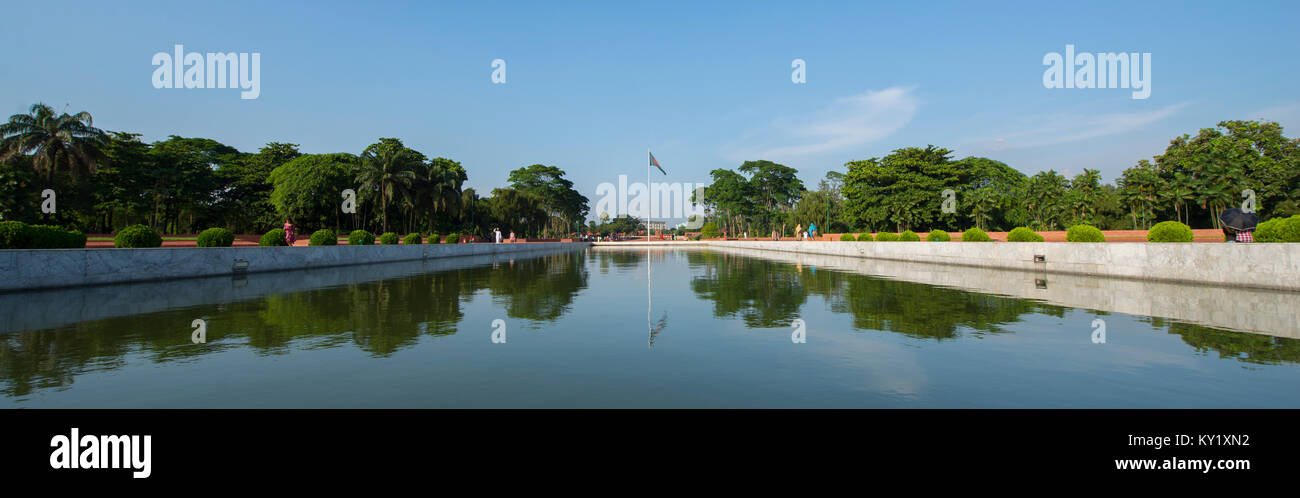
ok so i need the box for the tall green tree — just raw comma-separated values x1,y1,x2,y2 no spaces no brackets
269,153,359,231
507,164,588,237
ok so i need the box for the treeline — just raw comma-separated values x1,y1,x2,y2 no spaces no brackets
696,120,1298,234
0,103,588,238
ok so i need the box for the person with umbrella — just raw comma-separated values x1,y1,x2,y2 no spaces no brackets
1220,208,1259,243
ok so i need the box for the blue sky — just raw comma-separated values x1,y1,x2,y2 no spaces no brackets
4,0,1298,221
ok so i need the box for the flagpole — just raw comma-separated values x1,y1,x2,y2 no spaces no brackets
647,148,652,346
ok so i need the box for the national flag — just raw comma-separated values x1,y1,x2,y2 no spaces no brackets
649,151,666,175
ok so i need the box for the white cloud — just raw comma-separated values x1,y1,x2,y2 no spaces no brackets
966,102,1188,152
723,87,919,161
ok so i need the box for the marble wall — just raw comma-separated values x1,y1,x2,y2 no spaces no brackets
0,242,589,292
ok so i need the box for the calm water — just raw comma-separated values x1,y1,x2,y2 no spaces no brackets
2,246,1299,408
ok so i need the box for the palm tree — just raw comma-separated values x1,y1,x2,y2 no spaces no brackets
356,140,419,233
424,157,467,232
966,187,999,230
0,103,108,181
1161,172,1196,225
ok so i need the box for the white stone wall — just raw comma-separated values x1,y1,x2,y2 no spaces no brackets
705,241,1300,292
0,243,588,292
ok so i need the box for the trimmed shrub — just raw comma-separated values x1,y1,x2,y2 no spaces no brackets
21,225,86,249
1066,224,1106,242
196,227,235,247
444,233,461,244
962,228,991,242
0,221,33,249
348,230,375,245
31,225,64,248
927,229,951,242
428,233,442,244
309,229,337,246
857,233,873,241
1147,221,1193,242
700,222,720,239
899,230,920,241
260,228,288,246
839,233,856,241
1255,215,1300,243
66,229,86,248
114,224,163,248
379,232,399,245
402,233,422,245
1006,227,1044,242
875,232,899,241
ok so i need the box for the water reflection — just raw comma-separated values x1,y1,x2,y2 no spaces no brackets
3,246,1299,405
0,251,587,397
680,249,1300,360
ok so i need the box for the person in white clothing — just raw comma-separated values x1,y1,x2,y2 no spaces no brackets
494,228,502,243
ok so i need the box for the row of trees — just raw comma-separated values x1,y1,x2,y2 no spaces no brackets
693,120,1298,234
0,103,588,238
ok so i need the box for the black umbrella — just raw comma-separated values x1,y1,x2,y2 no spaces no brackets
1219,207,1259,233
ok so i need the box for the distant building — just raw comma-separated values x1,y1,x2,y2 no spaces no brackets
646,221,667,231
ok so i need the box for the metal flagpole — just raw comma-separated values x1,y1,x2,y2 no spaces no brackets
647,148,652,346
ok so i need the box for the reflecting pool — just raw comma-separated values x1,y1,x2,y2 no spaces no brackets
2,246,1299,408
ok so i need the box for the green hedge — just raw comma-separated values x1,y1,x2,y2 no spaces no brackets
428,233,442,244
32,225,86,248
402,233,422,245
379,232,399,245
1066,224,1106,242
1147,221,1193,242
0,221,34,248
1,222,86,249
114,224,163,248
875,232,899,241
1255,215,1300,242
444,233,460,244
839,233,855,241
260,228,288,246
898,230,920,241
1006,227,1044,242
927,230,951,242
348,230,375,245
196,227,235,247
857,233,873,241
962,228,991,242
310,229,337,246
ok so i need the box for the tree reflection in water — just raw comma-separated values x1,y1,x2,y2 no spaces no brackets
684,250,1300,357
0,251,587,397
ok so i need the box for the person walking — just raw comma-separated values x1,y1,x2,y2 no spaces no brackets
283,219,297,246
494,227,502,244
795,224,803,241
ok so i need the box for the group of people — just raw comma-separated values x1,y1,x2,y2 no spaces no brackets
793,222,819,241
493,228,516,243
